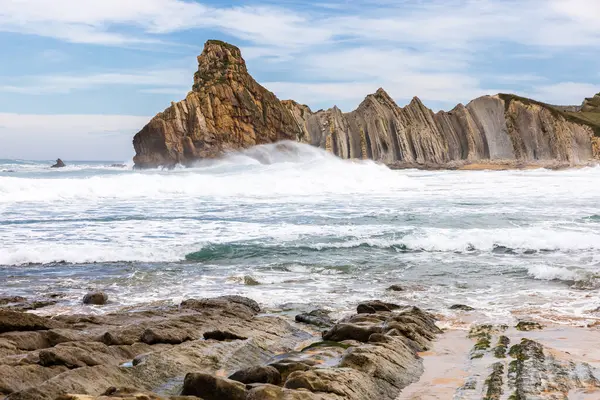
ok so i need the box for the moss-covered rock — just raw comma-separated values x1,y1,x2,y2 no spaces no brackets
515,321,542,331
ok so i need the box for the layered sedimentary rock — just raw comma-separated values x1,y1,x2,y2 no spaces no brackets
582,93,600,113
133,40,600,168
133,40,302,168
0,296,440,400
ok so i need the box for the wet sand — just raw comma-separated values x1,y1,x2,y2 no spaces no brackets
397,329,473,399
398,325,600,399
387,159,599,171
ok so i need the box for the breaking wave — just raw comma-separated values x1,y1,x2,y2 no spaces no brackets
0,142,417,203
4,224,600,266
527,265,600,290
527,265,580,281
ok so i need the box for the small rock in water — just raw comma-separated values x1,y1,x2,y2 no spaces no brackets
386,284,404,292
228,365,282,385
492,244,516,254
51,158,66,168
110,164,127,168
450,304,475,311
244,275,261,286
295,309,333,328
82,292,108,305
181,372,247,400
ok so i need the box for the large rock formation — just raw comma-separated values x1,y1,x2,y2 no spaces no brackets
133,40,600,168
133,40,303,168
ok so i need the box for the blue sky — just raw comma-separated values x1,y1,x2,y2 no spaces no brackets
0,0,599,160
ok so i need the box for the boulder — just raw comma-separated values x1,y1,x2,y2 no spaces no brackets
83,292,108,305
295,310,333,328
356,300,400,314
243,276,261,286
229,365,281,385
386,285,404,292
449,304,475,311
322,323,382,342
51,159,66,168
181,372,247,400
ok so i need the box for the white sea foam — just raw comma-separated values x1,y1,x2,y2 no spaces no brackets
401,227,600,252
527,265,580,281
3,143,600,324
304,226,600,252
0,243,184,266
0,142,417,203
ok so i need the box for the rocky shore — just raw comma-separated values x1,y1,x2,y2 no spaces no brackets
0,295,440,400
1,295,599,400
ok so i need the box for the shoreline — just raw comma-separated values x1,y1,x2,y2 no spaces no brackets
2,296,599,399
399,324,600,399
387,159,600,171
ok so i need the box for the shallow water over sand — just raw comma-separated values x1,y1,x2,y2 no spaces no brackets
1,143,600,325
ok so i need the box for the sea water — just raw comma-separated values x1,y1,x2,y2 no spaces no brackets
1,142,599,325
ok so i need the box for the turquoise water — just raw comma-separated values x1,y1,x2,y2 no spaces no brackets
1,143,600,325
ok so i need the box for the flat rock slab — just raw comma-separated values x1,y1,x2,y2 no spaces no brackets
0,311,63,333
0,298,443,400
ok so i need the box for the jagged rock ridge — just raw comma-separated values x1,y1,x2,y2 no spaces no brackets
133,40,302,168
133,40,600,168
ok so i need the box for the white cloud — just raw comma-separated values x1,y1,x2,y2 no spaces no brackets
0,0,209,45
1,0,599,119
0,113,150,160
2,0,598,50
525,82,600,105
0,69,192,94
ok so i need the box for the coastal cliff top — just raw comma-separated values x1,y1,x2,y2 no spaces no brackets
499,93,600,137
192,40,248,90
188,40,600,137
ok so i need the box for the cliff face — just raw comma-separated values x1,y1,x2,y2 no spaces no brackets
133,40,302,168
133,40,600,168
284,91,597,167
582,93,600,113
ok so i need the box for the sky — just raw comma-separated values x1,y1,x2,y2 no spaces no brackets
0,0,599,161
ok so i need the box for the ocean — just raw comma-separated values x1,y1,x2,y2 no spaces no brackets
1,142,599,326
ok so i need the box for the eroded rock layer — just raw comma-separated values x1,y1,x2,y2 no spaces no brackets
133,40,600,168
0,297,440,400
133,40,303,168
